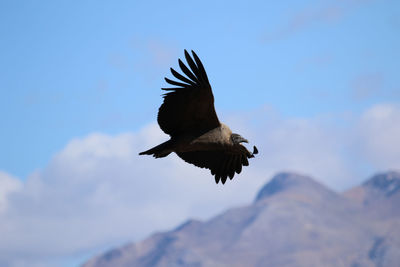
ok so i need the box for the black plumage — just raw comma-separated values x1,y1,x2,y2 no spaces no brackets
139,50,258,184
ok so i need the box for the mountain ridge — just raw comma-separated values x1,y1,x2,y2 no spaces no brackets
254,172,338,203
83,171,400,267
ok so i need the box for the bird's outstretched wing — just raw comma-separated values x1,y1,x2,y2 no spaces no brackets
157,50,220,137
177,145,256,184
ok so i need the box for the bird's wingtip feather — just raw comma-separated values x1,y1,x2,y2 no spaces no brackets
253,146,258,154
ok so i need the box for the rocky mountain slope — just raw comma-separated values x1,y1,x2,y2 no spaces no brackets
83,171,400,267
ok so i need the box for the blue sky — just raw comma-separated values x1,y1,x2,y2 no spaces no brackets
0,0,399,266
1,0,399,178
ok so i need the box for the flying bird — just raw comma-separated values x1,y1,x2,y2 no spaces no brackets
139,50,258,184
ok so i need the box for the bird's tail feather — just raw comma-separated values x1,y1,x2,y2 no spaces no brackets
139,140,173,158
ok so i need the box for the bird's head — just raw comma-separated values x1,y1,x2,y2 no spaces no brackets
231,133,248,144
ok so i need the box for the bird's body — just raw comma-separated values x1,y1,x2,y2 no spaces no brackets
189,123,232,147
140,123,230,155
140,50,258,184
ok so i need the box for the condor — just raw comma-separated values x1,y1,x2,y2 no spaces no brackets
139,50,258,184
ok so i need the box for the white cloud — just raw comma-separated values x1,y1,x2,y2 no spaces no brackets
261,5,345,42
251,117,354,189
0,124,264,267
261,0,375,42
356,103,400,169
0,103,399,266
0,171,22,213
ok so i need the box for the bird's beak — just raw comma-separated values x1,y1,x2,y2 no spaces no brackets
237,136,248,143
232,133,248,144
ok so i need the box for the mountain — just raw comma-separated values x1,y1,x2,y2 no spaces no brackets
345,171,400,218
83,171,400,267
